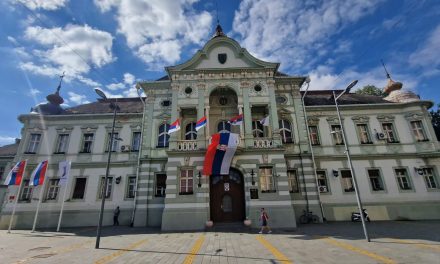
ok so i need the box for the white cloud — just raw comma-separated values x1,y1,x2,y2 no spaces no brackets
408,25,440,76
15,0,68,10
106,82,125,90
67,91,90,105
29,88,41,96
0,136,16,146
232,0,383,72
94,0,212,69
123,72,135,85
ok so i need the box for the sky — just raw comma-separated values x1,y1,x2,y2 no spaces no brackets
0,0,439,146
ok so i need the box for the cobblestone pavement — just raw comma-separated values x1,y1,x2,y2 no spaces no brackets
1,221,439,264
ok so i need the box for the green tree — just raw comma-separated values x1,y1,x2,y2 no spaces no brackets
355,85,386,96
431,104,440,141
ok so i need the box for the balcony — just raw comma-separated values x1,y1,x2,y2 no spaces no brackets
253,138,275,148
177,140,198,151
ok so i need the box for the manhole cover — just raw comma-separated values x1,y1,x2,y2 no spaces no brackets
28,247,51,251
31,253,56,259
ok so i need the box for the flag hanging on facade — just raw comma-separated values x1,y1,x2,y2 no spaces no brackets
168,119,181,134
58,161,71,186
3,160,27,186
30,160,48,186
195,116,207,131
228,114,243,126
260,115,270,126
203,133,239,176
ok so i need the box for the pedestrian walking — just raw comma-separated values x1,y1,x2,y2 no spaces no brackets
113,206,120,226
259,208,272,234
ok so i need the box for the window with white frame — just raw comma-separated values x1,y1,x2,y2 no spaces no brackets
217,121,231,133
357,124,372,144
252,120,264,138
131,132,141,151
72,178,87,199
106,132,119,152
420,168,438,189
309,126,320,145
382,123,398,143
279,119,293,143
55,134,69,153
394,168,412,190
156,174,167,197
98,177,113,199
157,123,170,148
126,176,136,198
179,169,193,194
410,121,428,141
341,170,354,192
259,166,275,192
317,170,329,193
81,133,94,153
19,179,33,201
185,122,197,140
331,125,344,145
368,169,384,191
26,133,41,153
46,179,60,200
287,170,299,193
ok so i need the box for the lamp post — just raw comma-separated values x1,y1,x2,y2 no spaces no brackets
95,88,119,249
333,80,370,242
301,77,326,221
130,88,146,227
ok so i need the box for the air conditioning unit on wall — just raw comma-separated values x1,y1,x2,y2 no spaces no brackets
121,145,131,152
376,132,387,140
319,186,328,192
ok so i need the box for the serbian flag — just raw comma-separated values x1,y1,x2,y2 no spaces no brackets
168,119,180,134
3,160,27,185
229,114,243,126
260,116,270,126
30,160,48,186
195,116,207,131
203,133,239,176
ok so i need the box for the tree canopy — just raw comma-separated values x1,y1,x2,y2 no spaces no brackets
355,85,386,97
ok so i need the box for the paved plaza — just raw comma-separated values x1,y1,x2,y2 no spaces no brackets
1,221,439,264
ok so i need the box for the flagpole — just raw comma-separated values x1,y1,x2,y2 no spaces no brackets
31,176,47,232
8,160,28,234
57,180,68,232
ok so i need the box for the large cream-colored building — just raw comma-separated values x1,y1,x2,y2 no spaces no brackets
1,26,439,231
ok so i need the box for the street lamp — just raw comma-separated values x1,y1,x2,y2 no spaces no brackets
332,80,370,242
130,87,147,227
301,77,326,222
95,88,120,249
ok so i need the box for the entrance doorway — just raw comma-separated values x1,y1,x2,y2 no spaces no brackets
210,168,245,222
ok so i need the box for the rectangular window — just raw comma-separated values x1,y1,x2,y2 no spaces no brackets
19,179,33,201
341,170,354,192
72,178,87,199
55,134,69,153
395,168,412,190
287,170,299,193
179,169,193,194
46,179,60,200
132,132,141,151
81,133,94,153
155,174,167,197
317,170,329,193
331,125,344,145
26,133,41,153
357,124,372,144
309,126,320,145
106,132,119,152
126,176,136,198
98,177,113,199
382,123,398,143
0,166,4,181
421,168,438,189
368,169,384,191
260,166,275,192
410,121,427,141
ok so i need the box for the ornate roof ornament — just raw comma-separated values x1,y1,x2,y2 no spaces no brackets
214,23,225,37
31,72,66,115
381,60,420,103
381,60,403,94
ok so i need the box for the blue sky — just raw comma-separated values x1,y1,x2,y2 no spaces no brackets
0,0,439,146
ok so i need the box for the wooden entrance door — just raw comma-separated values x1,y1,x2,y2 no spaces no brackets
210,168,245,222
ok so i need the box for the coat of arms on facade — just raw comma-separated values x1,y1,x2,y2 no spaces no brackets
218,53,227,64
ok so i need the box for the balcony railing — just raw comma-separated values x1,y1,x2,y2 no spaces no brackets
177,140,198,151
253,138,275,148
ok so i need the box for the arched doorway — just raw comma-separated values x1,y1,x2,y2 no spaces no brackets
210,168,245,222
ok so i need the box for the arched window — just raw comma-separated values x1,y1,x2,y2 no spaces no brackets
252,120,264,138
185,122,197,140
158,123,170,147
217,121,231,133
279,119,293,143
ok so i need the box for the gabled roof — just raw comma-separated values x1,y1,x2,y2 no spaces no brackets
303,91,392,106
64,98,144,115
0,140,20,157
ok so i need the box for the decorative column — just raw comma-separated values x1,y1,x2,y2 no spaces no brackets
143,93,155,156
197,83,206,149
267,80,281,146
241,81,253,147
238,104,244,141
169,84,179,150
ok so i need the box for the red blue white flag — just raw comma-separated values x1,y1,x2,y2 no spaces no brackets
3,160,27,185
203,133,239,176
168,119,181,134
30,160,48,186
260,115,270,126
195,116,207,131
228,114,243,126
